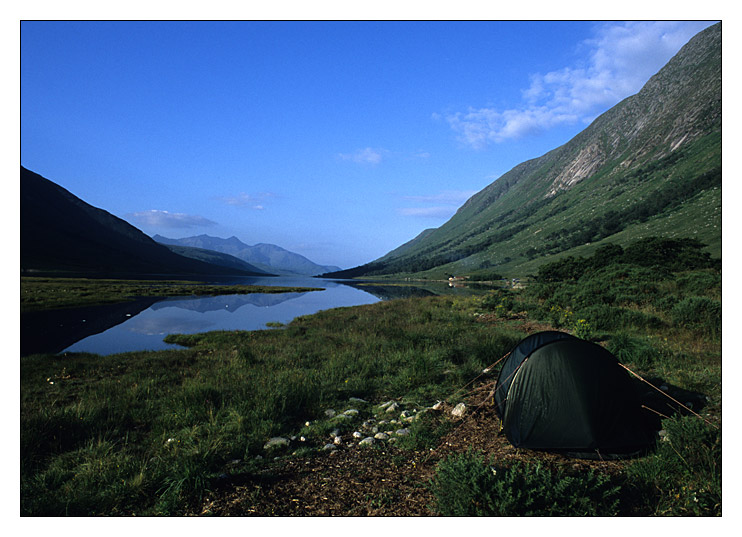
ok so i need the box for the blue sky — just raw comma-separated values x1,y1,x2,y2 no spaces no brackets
20,20,716,269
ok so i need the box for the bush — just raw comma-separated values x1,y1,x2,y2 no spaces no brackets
428,450,620,516
670,297,721,338
607,333,662,370
627,415,721,516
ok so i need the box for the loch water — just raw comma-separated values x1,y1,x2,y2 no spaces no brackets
21,277,482,356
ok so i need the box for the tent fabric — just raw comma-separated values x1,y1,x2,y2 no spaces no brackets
494,332,654,457
493,330,575,419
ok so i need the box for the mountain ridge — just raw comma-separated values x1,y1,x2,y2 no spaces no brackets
20,167,264,277
153,234,341,276
323,22,721,279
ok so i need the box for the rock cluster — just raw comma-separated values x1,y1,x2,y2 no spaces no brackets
261,398,457,457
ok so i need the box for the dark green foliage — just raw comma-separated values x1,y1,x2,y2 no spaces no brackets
429,450,621,516
627,415,721,516
607,333,663,370
670,297,721,338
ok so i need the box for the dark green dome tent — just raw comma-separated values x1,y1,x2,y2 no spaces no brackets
494,332,655,458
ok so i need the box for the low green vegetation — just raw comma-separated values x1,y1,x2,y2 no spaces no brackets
20,237,721,515
429,451,621,516
20,277,323,311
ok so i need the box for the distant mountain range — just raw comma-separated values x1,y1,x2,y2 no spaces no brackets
21,167,266,277
153,234,341,276
324,23,721,279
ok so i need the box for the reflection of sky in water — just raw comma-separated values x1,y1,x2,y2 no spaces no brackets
64,280,380,355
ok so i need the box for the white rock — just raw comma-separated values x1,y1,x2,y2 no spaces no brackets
396,428,410,436
379,400,395,409
349,397,368,403
451,403,467,418
333,436,342,445
352,431,364,439
264,437,290,449
400,410,413,418
323,443,337,451
385,402,400,413
343,409,359,416
359,437,375,446
325,409,337,418
431,401,443,410
374,432,389,440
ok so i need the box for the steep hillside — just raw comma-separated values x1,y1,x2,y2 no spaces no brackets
326,23,721,279
154,234,341,276
20,167,261,277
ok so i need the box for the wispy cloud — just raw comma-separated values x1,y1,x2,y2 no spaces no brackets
337,147,385,164
402,190,477,204
398,189,476,219
398,206,459,218
445,21,714,148
216,192,273,210
127,210,217,229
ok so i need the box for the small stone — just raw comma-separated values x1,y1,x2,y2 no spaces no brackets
305,421,311,427
330,429,340,438
333,436,342,445
264,437,290,450
325,409,337,418
431,401,443,411
362,419,376,428
374,432,389,440
349,397,368,403
352,431,363,439
359,437,375,446
451,403,467,418
371,426,379,434
323,443,337,451
379,400,395,410
385,402,400,413
300,436,306,442
343,409,359,416
396,428,410,436
400,410,413,418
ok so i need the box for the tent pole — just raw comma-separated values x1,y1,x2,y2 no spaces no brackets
618,363,718,429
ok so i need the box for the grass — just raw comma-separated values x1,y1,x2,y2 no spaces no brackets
20,277,323,311
20,240,721,515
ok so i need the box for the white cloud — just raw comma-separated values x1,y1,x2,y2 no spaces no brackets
399,189,477,219
127,210,217,229
217,192,273,209
403,190,477,204
398,206,457,218
446,21,715,148
337,147,385,164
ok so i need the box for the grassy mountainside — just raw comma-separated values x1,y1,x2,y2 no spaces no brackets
326,23,721,280
20,167,258,277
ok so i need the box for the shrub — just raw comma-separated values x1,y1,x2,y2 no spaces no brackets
607,333,662,370
627,415,721,516
670,297,721,338
428,450,620,516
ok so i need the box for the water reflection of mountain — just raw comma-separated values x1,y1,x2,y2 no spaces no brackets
337,281,500,301
21,297,158,356
338,283,437,301
149,292,308,313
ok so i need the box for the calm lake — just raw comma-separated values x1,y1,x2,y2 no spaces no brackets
21,277,484,356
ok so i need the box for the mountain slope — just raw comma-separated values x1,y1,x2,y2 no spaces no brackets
158,244,274,276
154,234,341,276
326,23,721,279
20,167,262,277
